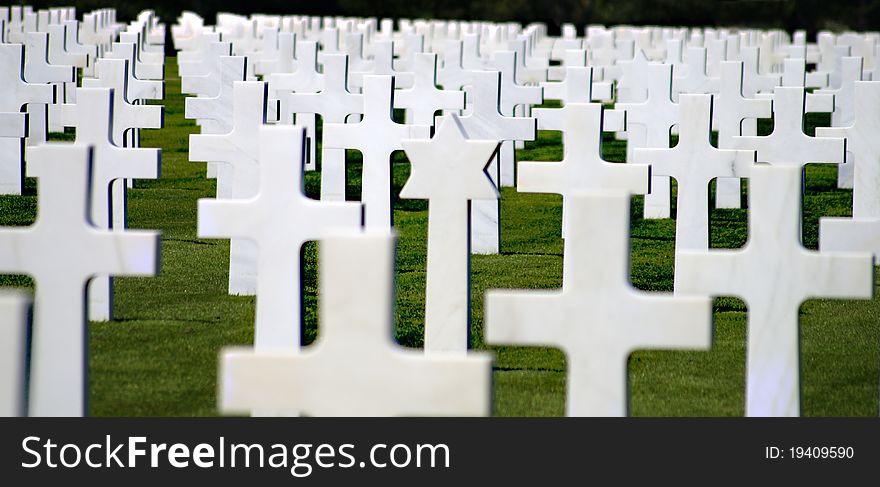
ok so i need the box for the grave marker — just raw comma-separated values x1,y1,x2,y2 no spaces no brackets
617,63,679,219
677,164,872,416
0,291,30,417
190,81,268,296
0,144,159,416
323,75,430,229
485,191,712,416
400,114,499,352
520,100,647,238
819,81,880,258
199,125,361,349
220,231,492,416
458,70,536,254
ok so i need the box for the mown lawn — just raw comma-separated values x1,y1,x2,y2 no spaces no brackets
1,56,877,416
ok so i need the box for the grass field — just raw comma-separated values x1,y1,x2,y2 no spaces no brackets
3,56,878,416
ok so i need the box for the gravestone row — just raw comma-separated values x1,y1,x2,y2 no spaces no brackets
0,8,878,418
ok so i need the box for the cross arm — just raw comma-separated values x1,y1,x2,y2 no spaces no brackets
675,249,748,299
484,289,569,349
197,198,257,240
805,252,873,300
88,228,160,276
624,292,713,353
190,133,238,163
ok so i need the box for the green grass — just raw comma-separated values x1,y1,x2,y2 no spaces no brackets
2,57,878,416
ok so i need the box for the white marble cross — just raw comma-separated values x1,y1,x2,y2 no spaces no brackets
0,291,30,417
617,63,679,219
0,144,159,416
672,46,720,99
24,31,75,148
190,81,267,296
323,75,431,229
180,40,231,96
69,87,160,322
633,94,755,267
436,39,473,92
819,81,880,259
394,52,465,126
82,58,163,232
816,56,864,188
255,31,295,77
541,60,594,105
713,61,773,209
616,47,650,104
45,22,86,132
283,54,362,202
494,50,542,187
458,70,536,254
677,164,872,416
372,39,415,89
485,190,712,416
399,114,499,353
83,58,164,149
0,43,54,195
106,41,165,103
520,101,647,238
342,32,374,92
219,231,492,416
733,86,845,168
199,125,362,349
185,56,247,136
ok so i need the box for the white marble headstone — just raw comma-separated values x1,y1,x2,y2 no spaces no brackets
323,75,430,229
819,81,880,259
634,94,755,262
520,101,647,238
0,144,159,416
677,164,872,416
0,291,30,417
485,190,712,416
190,81,268,296
219,230,492,416
199,125,362,349
458,70,536,254
400,114,499,353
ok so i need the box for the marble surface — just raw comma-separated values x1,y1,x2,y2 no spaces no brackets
0,43,54,195
734,86,845,168
0,144,159,416
190,81,268,296
0,291,30,417
493,51,542,187
282,54,362,202
458,70,536,254
400,114,499,353
220,231,492,416
816,57,864,188
634,94,755,263
712,61,773,209
199,125,361,349
617,63,679,219
485,191,712,416
677,164,872,416
71,88,160,321
819,81,880,259
521,102,647,238
394,52,465,126
323,75,430,229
